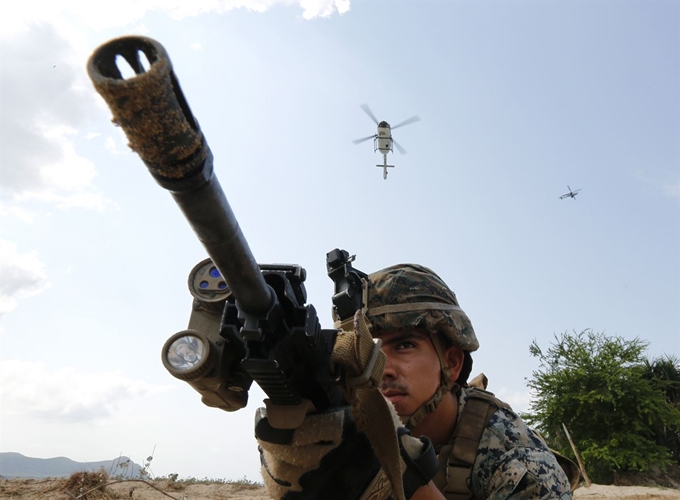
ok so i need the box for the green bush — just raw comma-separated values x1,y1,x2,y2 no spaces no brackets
523,330,680,484
643,355,680,461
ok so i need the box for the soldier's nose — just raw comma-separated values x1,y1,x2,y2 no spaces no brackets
381,354,398,380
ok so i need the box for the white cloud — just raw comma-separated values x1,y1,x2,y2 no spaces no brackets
0,29,86,188
5,122,114,211
299,0,350,19
0,0,348,214
662,180,680,197
16,191,114,211
37,125,96,190
0,239,50,317
0,204,37,224
0,24,114,212
1,0,350,37
104,134,127,155
0,360,173,423
633,170,680,198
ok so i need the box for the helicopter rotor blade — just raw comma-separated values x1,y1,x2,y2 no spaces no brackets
352,134,376,145
360,104,379,125
393,139,407,155
392,115,421,130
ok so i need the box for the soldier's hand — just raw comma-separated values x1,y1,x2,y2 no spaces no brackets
256,406,385,500
255,406,440,500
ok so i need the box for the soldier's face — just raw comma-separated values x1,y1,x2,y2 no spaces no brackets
375,329,441,417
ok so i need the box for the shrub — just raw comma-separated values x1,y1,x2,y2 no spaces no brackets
523,330,680,483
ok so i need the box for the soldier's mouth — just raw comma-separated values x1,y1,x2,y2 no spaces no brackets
382,390,407,403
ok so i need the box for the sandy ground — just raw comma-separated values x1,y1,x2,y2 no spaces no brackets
1,477,679,499
573,483,680,499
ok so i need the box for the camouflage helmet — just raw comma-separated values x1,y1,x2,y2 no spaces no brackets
365,264,479,352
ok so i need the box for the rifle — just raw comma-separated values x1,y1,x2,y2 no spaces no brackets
86,36,371,426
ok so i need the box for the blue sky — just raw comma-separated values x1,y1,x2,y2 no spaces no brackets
1,0,678,482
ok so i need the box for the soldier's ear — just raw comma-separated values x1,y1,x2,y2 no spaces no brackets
445,346,465,383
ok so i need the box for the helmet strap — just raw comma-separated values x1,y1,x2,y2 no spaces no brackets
401,334,460,430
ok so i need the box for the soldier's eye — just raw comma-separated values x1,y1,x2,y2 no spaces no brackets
397,341,416,350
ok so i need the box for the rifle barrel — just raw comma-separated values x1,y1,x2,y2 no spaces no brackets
87,36,273,316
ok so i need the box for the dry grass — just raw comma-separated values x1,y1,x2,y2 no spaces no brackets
62,470,113,499
42,470,266,500
0,477,66,498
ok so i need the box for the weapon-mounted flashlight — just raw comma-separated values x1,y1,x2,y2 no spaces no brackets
163,331,208,374
161,259,251,411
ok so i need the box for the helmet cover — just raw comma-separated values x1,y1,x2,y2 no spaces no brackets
366,264,479,352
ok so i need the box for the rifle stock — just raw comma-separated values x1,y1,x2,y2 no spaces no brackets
87,36,365,418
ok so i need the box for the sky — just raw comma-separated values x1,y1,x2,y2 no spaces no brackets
1,0,678,483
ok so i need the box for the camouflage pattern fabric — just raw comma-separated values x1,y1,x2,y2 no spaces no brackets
457,389,573,499
366,264,479,352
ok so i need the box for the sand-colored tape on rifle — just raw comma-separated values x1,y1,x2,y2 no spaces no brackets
331,310,406,500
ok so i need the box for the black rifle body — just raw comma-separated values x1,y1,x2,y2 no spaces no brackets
87,36,363,413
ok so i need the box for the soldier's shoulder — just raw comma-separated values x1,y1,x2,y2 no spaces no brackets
460,386,508,409
473,404,572,498
486,404,547,450
459,387,549,457
457,387,555,465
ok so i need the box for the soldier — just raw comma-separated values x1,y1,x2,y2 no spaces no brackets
257,263,576,499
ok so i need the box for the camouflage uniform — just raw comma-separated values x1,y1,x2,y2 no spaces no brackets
451,389,572,499
366,264,573,499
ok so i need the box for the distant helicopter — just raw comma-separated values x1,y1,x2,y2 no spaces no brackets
560,186,581,200
352,104,420,179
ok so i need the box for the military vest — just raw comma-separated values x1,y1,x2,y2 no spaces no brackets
432,387,580,499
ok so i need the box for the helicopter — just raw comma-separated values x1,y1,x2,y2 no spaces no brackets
352,104,420,179
560,186,581,200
